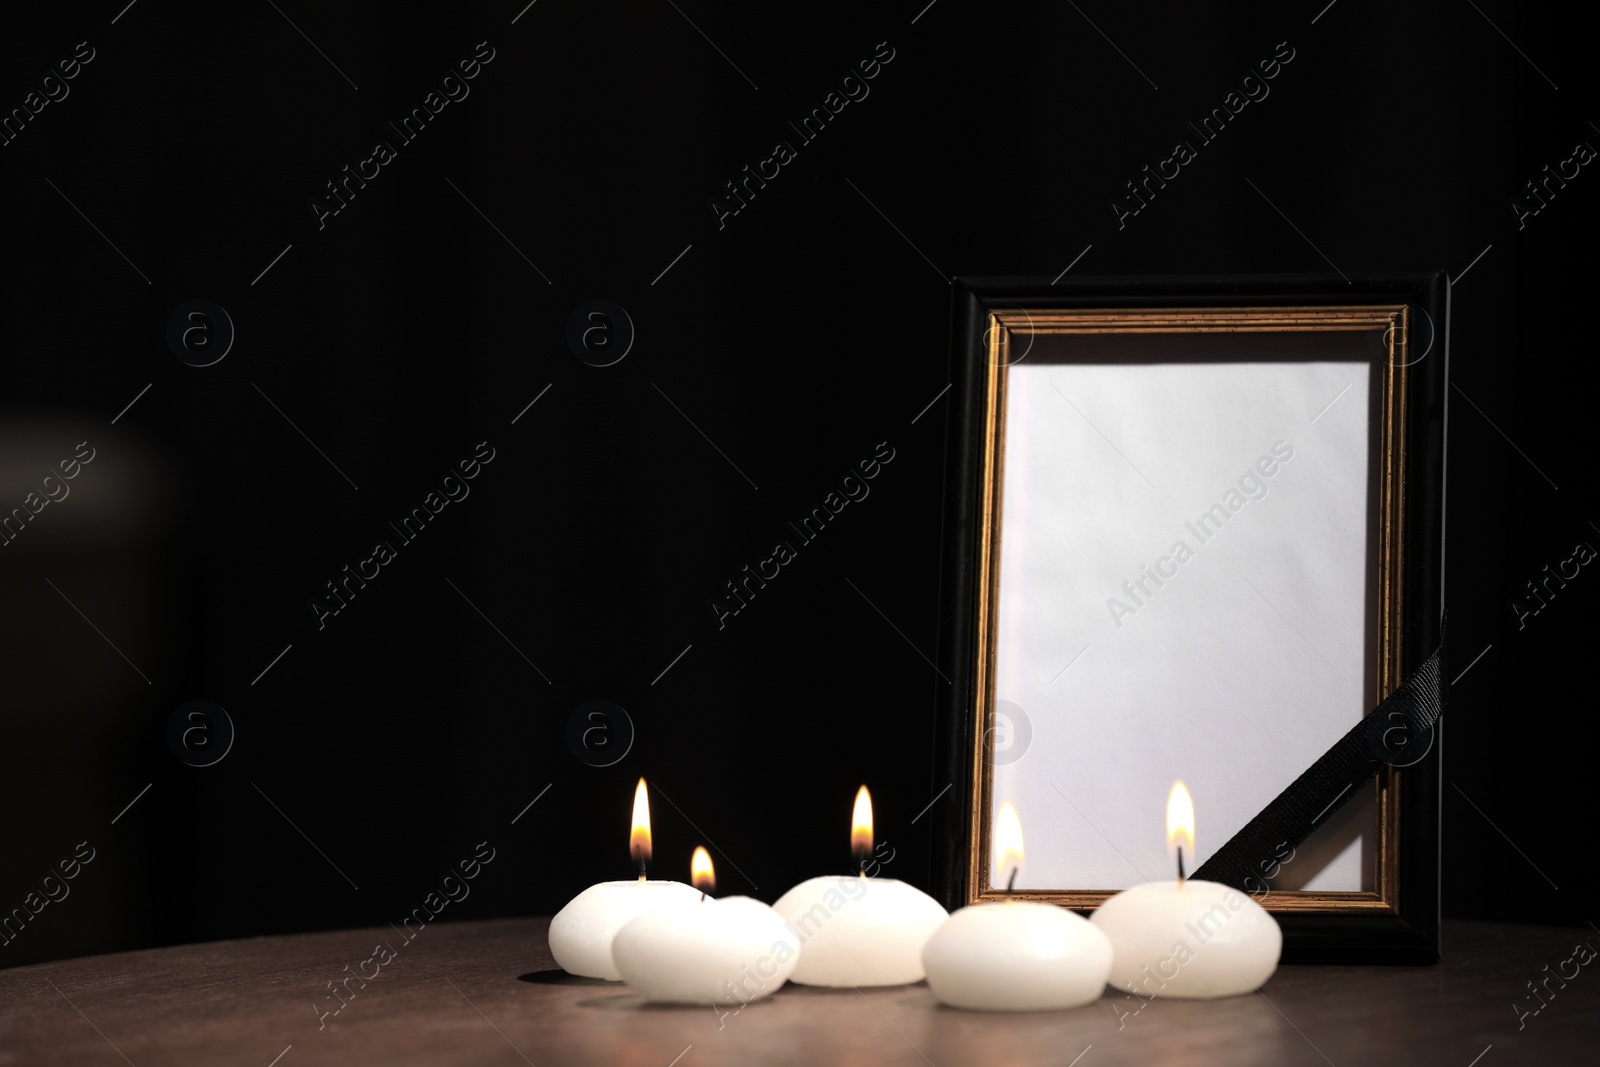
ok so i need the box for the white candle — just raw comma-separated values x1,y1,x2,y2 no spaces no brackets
772,786,948,987
922,803,1112,1011
1091,879,1279,998
1089,781,1281,999
547,779,700,980
613,848,800,1004
548,879,702,980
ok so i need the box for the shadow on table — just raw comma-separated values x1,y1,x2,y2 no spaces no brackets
519,969,614,985
516,970,693,1010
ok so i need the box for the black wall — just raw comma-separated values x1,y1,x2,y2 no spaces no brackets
1,0,1594,969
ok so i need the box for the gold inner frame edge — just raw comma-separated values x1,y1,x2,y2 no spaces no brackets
966,305,1409,914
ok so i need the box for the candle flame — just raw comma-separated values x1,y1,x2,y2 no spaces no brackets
1167,780,1195,860
690,846,715,894
630,778,652,871
851,785,873,864
994,801,1024,887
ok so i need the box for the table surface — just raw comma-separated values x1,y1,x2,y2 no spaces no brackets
1,918,1595,1066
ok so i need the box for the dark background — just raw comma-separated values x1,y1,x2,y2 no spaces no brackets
1,0,1593,970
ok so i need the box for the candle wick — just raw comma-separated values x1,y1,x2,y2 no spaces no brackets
1176,846,1186,888
1005,868,1017,895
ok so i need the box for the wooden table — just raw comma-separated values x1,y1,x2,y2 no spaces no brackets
2,918,1593,1065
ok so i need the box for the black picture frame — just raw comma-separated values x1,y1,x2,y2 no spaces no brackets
931,273,1449,964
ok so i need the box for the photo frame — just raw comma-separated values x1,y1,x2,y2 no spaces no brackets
932,274,1448,963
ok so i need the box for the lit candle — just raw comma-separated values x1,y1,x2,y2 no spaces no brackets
772,786,948,987
1090,781,1281,999
613,847,801,1005
547,779,701,979
922,802,1112,1011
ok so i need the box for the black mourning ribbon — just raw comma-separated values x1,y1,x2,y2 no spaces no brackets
1190,643,1444,891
